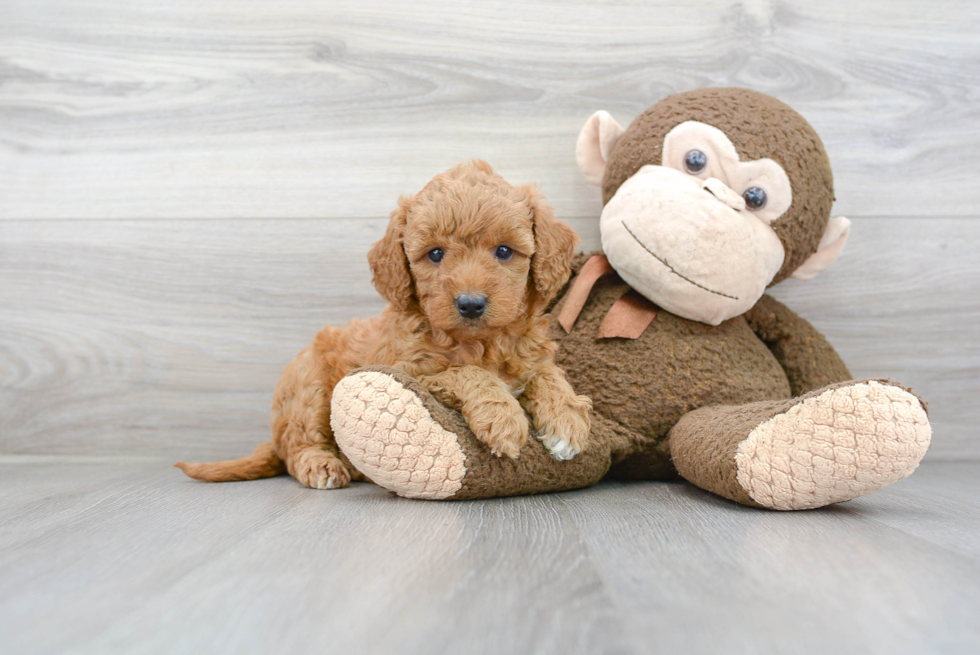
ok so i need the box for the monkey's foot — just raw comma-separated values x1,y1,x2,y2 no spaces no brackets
736,380,932,509
331,366,611,500
330,368,467,499
673,379,931,510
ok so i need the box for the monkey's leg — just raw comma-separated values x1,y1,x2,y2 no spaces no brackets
330,366,614,500
669,379,931,510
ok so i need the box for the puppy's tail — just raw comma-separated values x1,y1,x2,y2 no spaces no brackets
175,441,285,482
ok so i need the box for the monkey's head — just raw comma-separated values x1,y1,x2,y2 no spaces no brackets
577,88,850,326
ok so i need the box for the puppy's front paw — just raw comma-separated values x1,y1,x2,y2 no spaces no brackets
467,402,530,459
294,449,351,490
534,395,591,461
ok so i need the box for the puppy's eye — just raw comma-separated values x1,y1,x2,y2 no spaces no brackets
427,248,444,263
743,187,768,210
494,245,514,261
684,149,708,174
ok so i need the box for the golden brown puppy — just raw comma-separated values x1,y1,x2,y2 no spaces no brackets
176,160,592,489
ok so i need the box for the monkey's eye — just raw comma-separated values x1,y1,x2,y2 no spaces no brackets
684,149,708,174
494,245,514,261
743,187,768,210
427,248,445,263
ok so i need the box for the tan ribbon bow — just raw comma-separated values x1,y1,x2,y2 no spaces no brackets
557,255,658,339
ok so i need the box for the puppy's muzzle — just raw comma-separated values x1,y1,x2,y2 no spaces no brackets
455,293,487,319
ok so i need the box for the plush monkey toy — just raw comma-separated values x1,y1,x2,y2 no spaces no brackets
329,88,932,510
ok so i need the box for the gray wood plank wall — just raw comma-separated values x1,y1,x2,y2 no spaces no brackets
2,0,978,460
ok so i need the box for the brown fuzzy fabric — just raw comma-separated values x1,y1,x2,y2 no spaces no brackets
601,88,835,284
668,402,769,507
549,253,795,480
744,295,852,395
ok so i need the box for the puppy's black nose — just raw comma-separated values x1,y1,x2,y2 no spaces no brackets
455,294,487,319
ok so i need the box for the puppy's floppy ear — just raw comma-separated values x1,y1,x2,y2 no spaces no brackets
368,195,415,309
524,185,580,304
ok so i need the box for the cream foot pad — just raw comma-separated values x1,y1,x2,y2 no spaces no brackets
331,370,466,499
735,381,932,510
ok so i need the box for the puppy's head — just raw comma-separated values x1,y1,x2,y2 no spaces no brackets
368,160,579,335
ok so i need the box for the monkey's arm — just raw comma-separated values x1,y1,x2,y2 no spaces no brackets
744,294,851,396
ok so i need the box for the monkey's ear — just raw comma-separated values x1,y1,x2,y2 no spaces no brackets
524,185,580,304
576,110,626,186
791,216,851,281
368,195,415,309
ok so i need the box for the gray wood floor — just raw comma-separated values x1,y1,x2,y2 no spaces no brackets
1,458,978,655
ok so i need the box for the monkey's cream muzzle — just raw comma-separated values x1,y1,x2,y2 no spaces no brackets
599,166,785,326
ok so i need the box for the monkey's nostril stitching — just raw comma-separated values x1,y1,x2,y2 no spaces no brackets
702,178,745,211
455,294,487,319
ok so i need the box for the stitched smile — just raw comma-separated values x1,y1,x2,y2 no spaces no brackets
621,221,739,300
